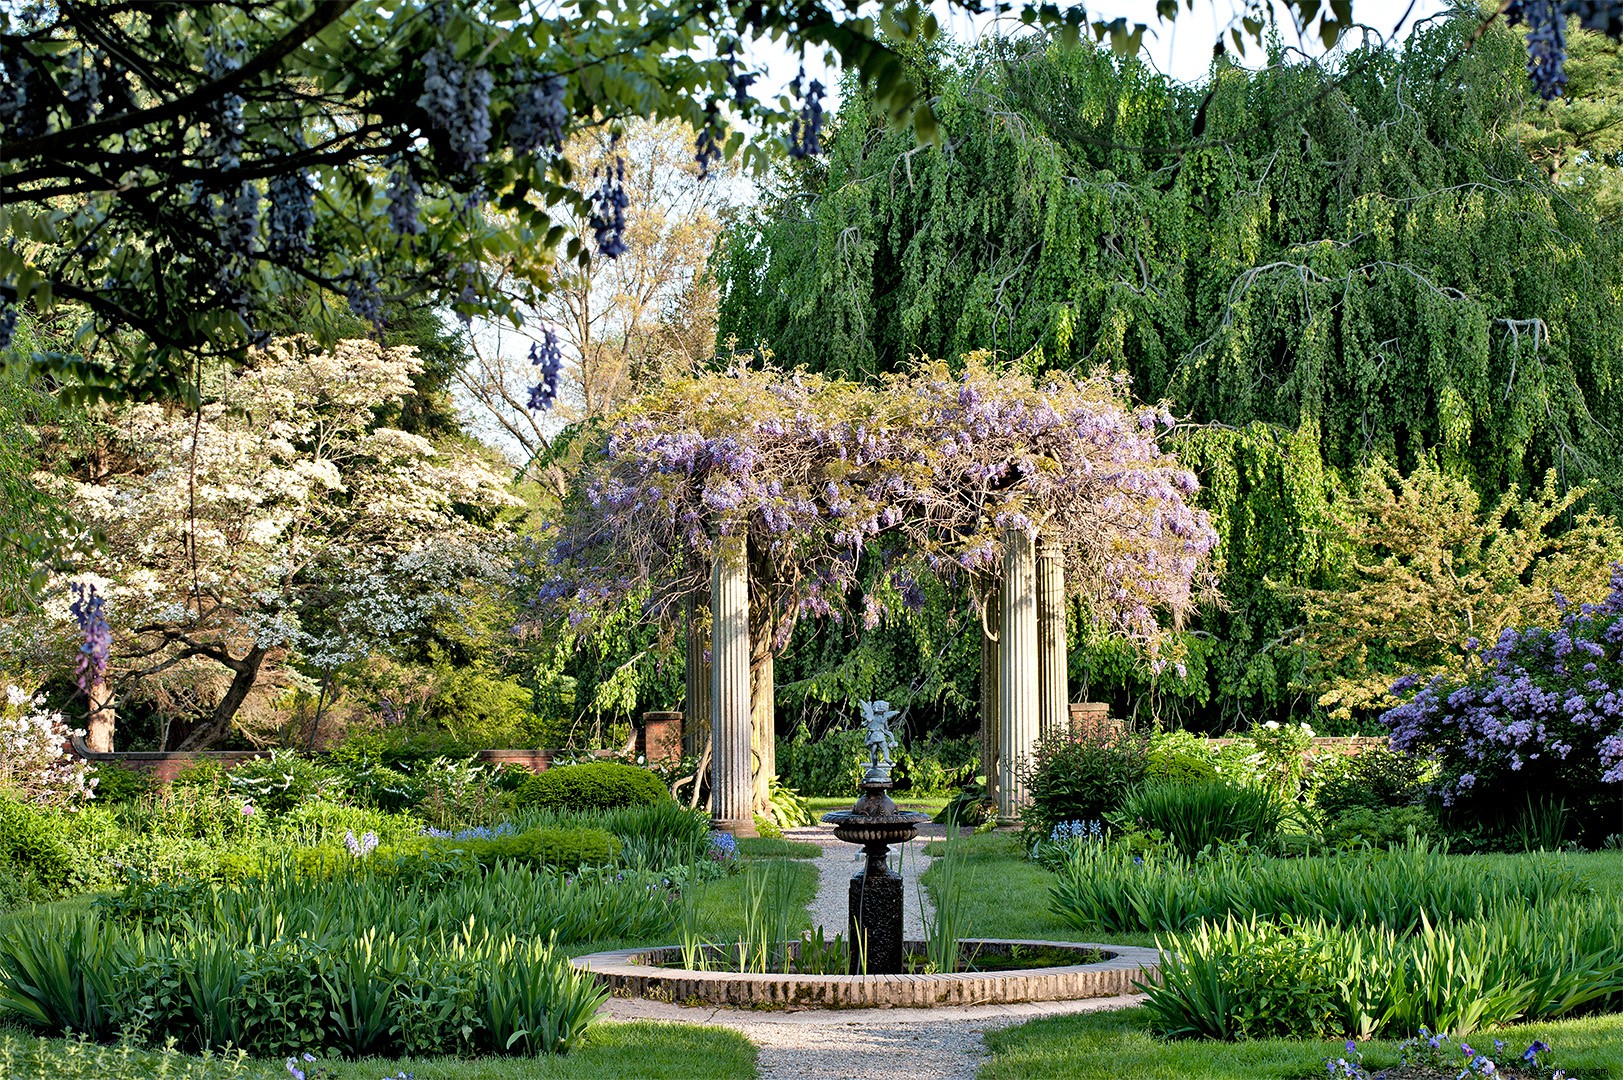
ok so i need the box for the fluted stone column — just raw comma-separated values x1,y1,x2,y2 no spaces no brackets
979,582,1001,810
999,529,1039,819
710,536,755,836
683,593,710,758
1037,536,1069,739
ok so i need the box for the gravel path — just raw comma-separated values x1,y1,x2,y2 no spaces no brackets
600,995,1143,1080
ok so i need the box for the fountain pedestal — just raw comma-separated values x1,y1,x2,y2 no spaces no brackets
822,778,931,975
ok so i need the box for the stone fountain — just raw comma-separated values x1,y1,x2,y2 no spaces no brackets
819,700,932,975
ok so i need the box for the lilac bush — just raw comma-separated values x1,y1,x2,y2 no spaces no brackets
1382,568,1623,834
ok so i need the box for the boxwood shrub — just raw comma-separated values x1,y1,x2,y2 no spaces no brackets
515,762,669,813
430,826,621,871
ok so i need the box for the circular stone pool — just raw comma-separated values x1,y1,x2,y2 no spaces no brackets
570,938,1161,1009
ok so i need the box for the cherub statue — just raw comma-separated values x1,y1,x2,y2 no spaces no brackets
859,699,901,780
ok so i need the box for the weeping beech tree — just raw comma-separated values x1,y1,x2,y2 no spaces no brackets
714,18,1623,729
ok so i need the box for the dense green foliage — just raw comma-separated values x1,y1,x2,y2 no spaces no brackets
1021,729,1149,834
416,826,621,873
514,762,670,813
715,18,1623,728
1144,900,1623,1040
0,798,73,896
1308,748,1433,822
1049,840,1586,935
776,727,977,797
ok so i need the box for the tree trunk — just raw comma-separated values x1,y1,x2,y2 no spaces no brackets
85,674,115,753
176,645,268,750
750,651,774,816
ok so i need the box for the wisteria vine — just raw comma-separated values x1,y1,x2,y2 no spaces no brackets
528,360,1217,662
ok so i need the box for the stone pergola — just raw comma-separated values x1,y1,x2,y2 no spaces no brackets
696,526,1070,833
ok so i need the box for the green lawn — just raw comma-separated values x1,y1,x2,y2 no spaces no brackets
0,1022,756,1080
920,831,1158,947
979,1008,1623,1079
736,837,822,859
804,795,947,817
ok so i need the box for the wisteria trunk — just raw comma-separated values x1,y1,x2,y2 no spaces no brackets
747,538,777,819
750,652,775,816
684,593,711,758
980,581,1001,809
1037,536,1069,738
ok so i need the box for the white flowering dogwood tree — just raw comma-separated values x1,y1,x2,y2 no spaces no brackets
0,684,94,807
61,337,519,750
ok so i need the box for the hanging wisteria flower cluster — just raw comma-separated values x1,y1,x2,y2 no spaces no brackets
0,685,96,808
787,68,825,159
1508,0,1623,99
527,329,564,411
589,152,630,259
69,581,111,698
1383,567,1623,811
417,46,495,170
530,357,1217,661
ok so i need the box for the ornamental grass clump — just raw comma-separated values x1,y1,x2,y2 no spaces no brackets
1050,837,1584,934
0,860,640,1057
1142,897,1623,1041
1116,778,1284,857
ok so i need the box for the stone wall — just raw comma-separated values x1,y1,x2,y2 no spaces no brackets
70,711,686,783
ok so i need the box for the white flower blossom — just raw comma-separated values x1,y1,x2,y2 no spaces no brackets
0,685,96,807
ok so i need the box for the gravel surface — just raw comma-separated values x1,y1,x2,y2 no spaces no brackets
599,996,1145,1079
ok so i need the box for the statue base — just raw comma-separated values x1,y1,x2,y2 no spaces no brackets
848,858,905,975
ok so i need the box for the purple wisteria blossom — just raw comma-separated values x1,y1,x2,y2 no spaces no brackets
523,361,1218,663
69,582,111,696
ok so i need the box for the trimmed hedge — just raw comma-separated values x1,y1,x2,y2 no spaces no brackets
516,763,669,813
433,826,621,871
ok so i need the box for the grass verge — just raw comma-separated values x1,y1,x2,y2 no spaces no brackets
918,831,1157,948
979,1007,1623,1079
0,1021,757,1080
736,837,822,859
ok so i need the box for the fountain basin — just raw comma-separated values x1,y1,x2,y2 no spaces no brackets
570,938,1161,1009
